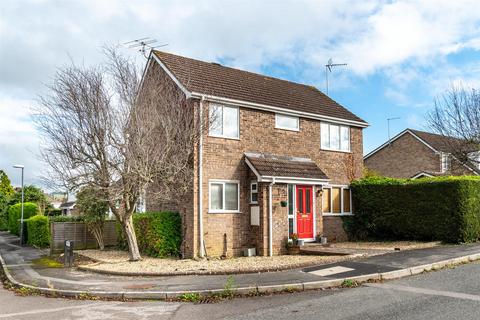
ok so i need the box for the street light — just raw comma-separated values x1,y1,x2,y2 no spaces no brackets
12,165,25,245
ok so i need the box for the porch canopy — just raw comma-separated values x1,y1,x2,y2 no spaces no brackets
244,152,330,185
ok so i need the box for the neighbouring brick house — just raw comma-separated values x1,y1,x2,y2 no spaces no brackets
143,50,368,258
364,128,480,179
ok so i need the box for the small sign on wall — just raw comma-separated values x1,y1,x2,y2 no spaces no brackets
251,206,260,226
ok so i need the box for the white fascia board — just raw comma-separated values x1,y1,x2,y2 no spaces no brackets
411,172,434,179
151,53,192,99
259,176,330,185
364,129,439,160
244,158,262,180
191,92,369,128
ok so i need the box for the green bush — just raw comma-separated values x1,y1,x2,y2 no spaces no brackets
45,208,62,216
49,215,85,223
25,215,50,248
117,212,182,257
347,176,480,243
7,202,39,235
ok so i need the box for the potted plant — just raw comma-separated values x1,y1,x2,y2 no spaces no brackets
286,233,300,255
316,233,328,245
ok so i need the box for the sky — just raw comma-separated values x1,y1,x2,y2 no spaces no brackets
1,0,480,189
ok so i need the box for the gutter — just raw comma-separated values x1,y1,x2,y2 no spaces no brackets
268,177,276,257
199,96,205,258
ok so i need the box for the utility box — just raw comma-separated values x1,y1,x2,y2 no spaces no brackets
244,247,256,257
64,240,74,267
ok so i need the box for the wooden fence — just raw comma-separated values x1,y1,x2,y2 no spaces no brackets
49,220,118,254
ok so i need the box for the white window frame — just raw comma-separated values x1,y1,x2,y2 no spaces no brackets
322,185,353,216
275,113,299,132
468,151,480,169
321,122,351,152
209,104,240,140
250,181,258,204
208,180,240,213
441,153,450,173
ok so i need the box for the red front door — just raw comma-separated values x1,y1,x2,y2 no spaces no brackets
296,185,314,239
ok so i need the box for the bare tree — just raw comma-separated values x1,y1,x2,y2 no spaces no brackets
427,85,480,169
34,47,207,260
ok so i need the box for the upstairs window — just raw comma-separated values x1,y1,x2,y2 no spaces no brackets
321,122,350,152
275,114,299,131
441,153,450,173
468,151,480,169
209,104,239,139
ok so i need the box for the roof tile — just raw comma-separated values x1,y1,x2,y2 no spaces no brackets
153,51,367,125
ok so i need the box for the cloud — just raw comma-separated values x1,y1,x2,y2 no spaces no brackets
0,94,44,187
1,0,480,188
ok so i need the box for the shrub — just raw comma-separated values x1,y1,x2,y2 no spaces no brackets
117,212,182,257
45,208,62,216
7,202,39,235
347,176,480,243
26,215,50,248
49,215,85,223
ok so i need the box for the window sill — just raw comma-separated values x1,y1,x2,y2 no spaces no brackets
249,202,258,205
275,126,300,132
208,210,242,214
320,147,352,153
322,213,353,217
208,134,240,141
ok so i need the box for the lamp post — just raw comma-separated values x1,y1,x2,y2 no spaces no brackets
13,165,25,245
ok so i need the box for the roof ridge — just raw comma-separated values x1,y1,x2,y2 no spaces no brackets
153,50,324,94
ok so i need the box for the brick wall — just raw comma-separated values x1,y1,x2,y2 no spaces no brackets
200,102,363,256
364,132,440,178
144,61,363,257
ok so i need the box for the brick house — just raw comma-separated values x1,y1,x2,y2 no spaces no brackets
364,128,480,179
143,50,368,258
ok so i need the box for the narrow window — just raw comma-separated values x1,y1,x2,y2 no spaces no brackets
322,187,331,213
332,187,341,213
441,153,450,173
340,126,350,151
225,183,238,210
275,114,299,131
210,183,223,210
250,182,258,204
209,104,239,139
288,185,294,237
343,188,351,213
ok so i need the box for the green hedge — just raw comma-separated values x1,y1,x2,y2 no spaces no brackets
346,176,480,243
26,215,50,248
117,212,182,257
7,202,39,235
49,215,85,222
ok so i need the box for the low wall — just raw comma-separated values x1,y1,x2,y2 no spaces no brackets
50,220,117,254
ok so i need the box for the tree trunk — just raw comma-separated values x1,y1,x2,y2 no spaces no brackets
122,215,141,261
87,224,105,250
94,227,105,250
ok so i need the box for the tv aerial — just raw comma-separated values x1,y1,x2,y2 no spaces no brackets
123,37,168,59
325,58,347,95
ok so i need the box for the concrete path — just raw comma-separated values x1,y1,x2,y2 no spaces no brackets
1,259,480,319
1,231,480,299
